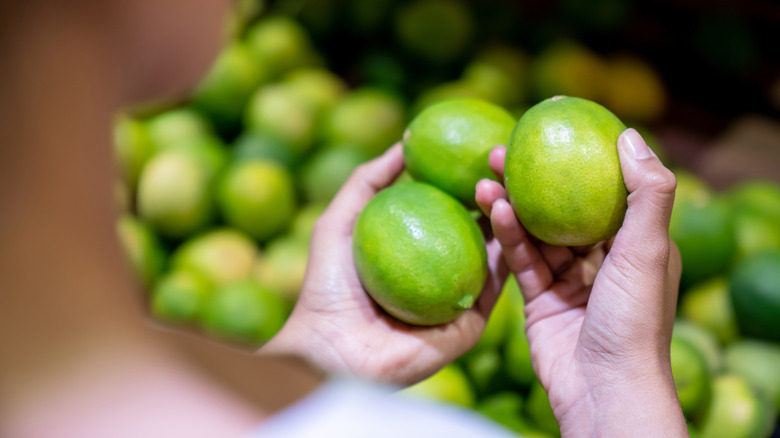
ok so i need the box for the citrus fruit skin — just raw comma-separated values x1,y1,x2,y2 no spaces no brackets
403,98,515,208
670,335,712,418
399,363,475,408
729,250,780,342
171,228,258,288
353,182,487,326
504,96,628,246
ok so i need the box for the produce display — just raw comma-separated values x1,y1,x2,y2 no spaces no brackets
113,1,780,436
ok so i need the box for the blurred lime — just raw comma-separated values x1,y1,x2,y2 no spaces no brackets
530,41,607,102
680,277,738,345
472,276,522,354
476,392,529,435
290,202,327,241
670,171,735,288
358,51,407,95
724,340,780,413
232,131,296,169
411,81,491,117
137,148,217,239
400,363,475,408
113,115,155,189
728,180,780,218
172,228,258,288
463,45,529,108
395,0,474,63
344,0,393,34
323,88,405,158
728,181,780,260
245,83,319,159
505,278,535,388
245,16,320,78
253,234,308,302
191,42,270,133
216,160,296,242
145,108,213,150
670,335,712,418
299,146,369,203
525,380,560,437
699,375,775,438
116,215,166,289
673,320,723,376
603,55,667,122
729,250,780,342
151,269,213,324
353,182,487,326
462,347,502,397
201,280,289,345
283,68,347,115
403,98,515,208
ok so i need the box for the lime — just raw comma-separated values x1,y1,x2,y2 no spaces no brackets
113,115,155,189
672,320,723,376
504,278,535,388
505,96,628,246
299,145,369,203
728,181,780,260
137,148,217,239
145,108,213,150
322,88,405,158
245,16,320,78
603,55,667,122
399,363,475,408
680,277,738,345
151,269,213,324
282,68,347,115
729,250,780,342
244,83,319,159
530,41,607,102
462,347,502,397
699,375,775,438
728,180,780,219
232,131,296,169
289,202,327,241
462,45,529,108
525,380,560,437
394,0,475,63
216,160,296,242
253,234,309,302
410,81,491,117
476,392,530,435
472,276,522,354
724,340,780,413
201,280,289,345
403,98,515,208
670,335,712,418
171,228,258,288
116,215,166,289
353,182,487,326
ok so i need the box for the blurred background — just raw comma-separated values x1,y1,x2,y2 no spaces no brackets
113,0,780,436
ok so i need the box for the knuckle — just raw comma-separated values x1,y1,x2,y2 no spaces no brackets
646,166,677,196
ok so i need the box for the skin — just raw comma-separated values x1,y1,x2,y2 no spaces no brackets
1,0,687,435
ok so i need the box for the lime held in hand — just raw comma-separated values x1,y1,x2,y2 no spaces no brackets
505,95,628,246
353,182,487,326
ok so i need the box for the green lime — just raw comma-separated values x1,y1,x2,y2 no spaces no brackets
282,68,347,115
403,98,515,208
724,340,780,413
699,375,775,438
410,80,491,117
245,16,320,78
201,280,290,345
232,131,296,169
603,55,667,123
151,269,213,324
672,320,723,376
353,182,487,326
462,45,529,108
290,202,327,241
462,347,502,397
299,145,369,203
116,215,166,289
530,41,607,102
216,160,296,242
472,276,522,353
244,83,319,159
399,363,475,408
171,228,258,288
137,148,217,239
394,0,475,63
670,335,712,418
253,234,309,302
113,115,155,189
323,88,406,158
505,96,627,246
476,392,530,435
729,250,780,342
525,380,560,437
145,108,213,150
728,180,780,219
680,277,738,345
728,181,780,261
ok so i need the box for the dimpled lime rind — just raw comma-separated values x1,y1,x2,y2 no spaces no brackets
505,96,628,246
403,98,515,208
353,182,488,326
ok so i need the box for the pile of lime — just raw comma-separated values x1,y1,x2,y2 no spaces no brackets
113,4,780,437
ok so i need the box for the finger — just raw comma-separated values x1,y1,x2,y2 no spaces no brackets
316,143,405,239
475,178,507,216
537,242,575,277
490,198,553,302
488,146,507,181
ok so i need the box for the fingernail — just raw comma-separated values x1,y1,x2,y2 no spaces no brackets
620,128,652,159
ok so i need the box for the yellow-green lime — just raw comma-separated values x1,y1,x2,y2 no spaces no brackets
116,215,166,289
680,277,738,344
171,228,258,288
353,182,487,326
113,115,155,189
525,380,560,436
245,16,321,78
399,363,475,408
299,145,369,203
699,375,776,438
672,320,723,376
729,250,780,342
394,0,475,63
504,278,535,387
724,340,780,414
462,347,502,397
282,67,347,115
151,269,213,324
403,98,515,208
530,41,607,102
216,160,296,242
232,131,296,169
476,392,530,435
253,233,309,302
462,45,529,108
145,108,213,150
670,335,712,418
290,202,327,241
505,95,628,246
410,81,491,117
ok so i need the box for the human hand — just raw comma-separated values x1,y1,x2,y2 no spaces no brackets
475,128,688,437
262,144,508,386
